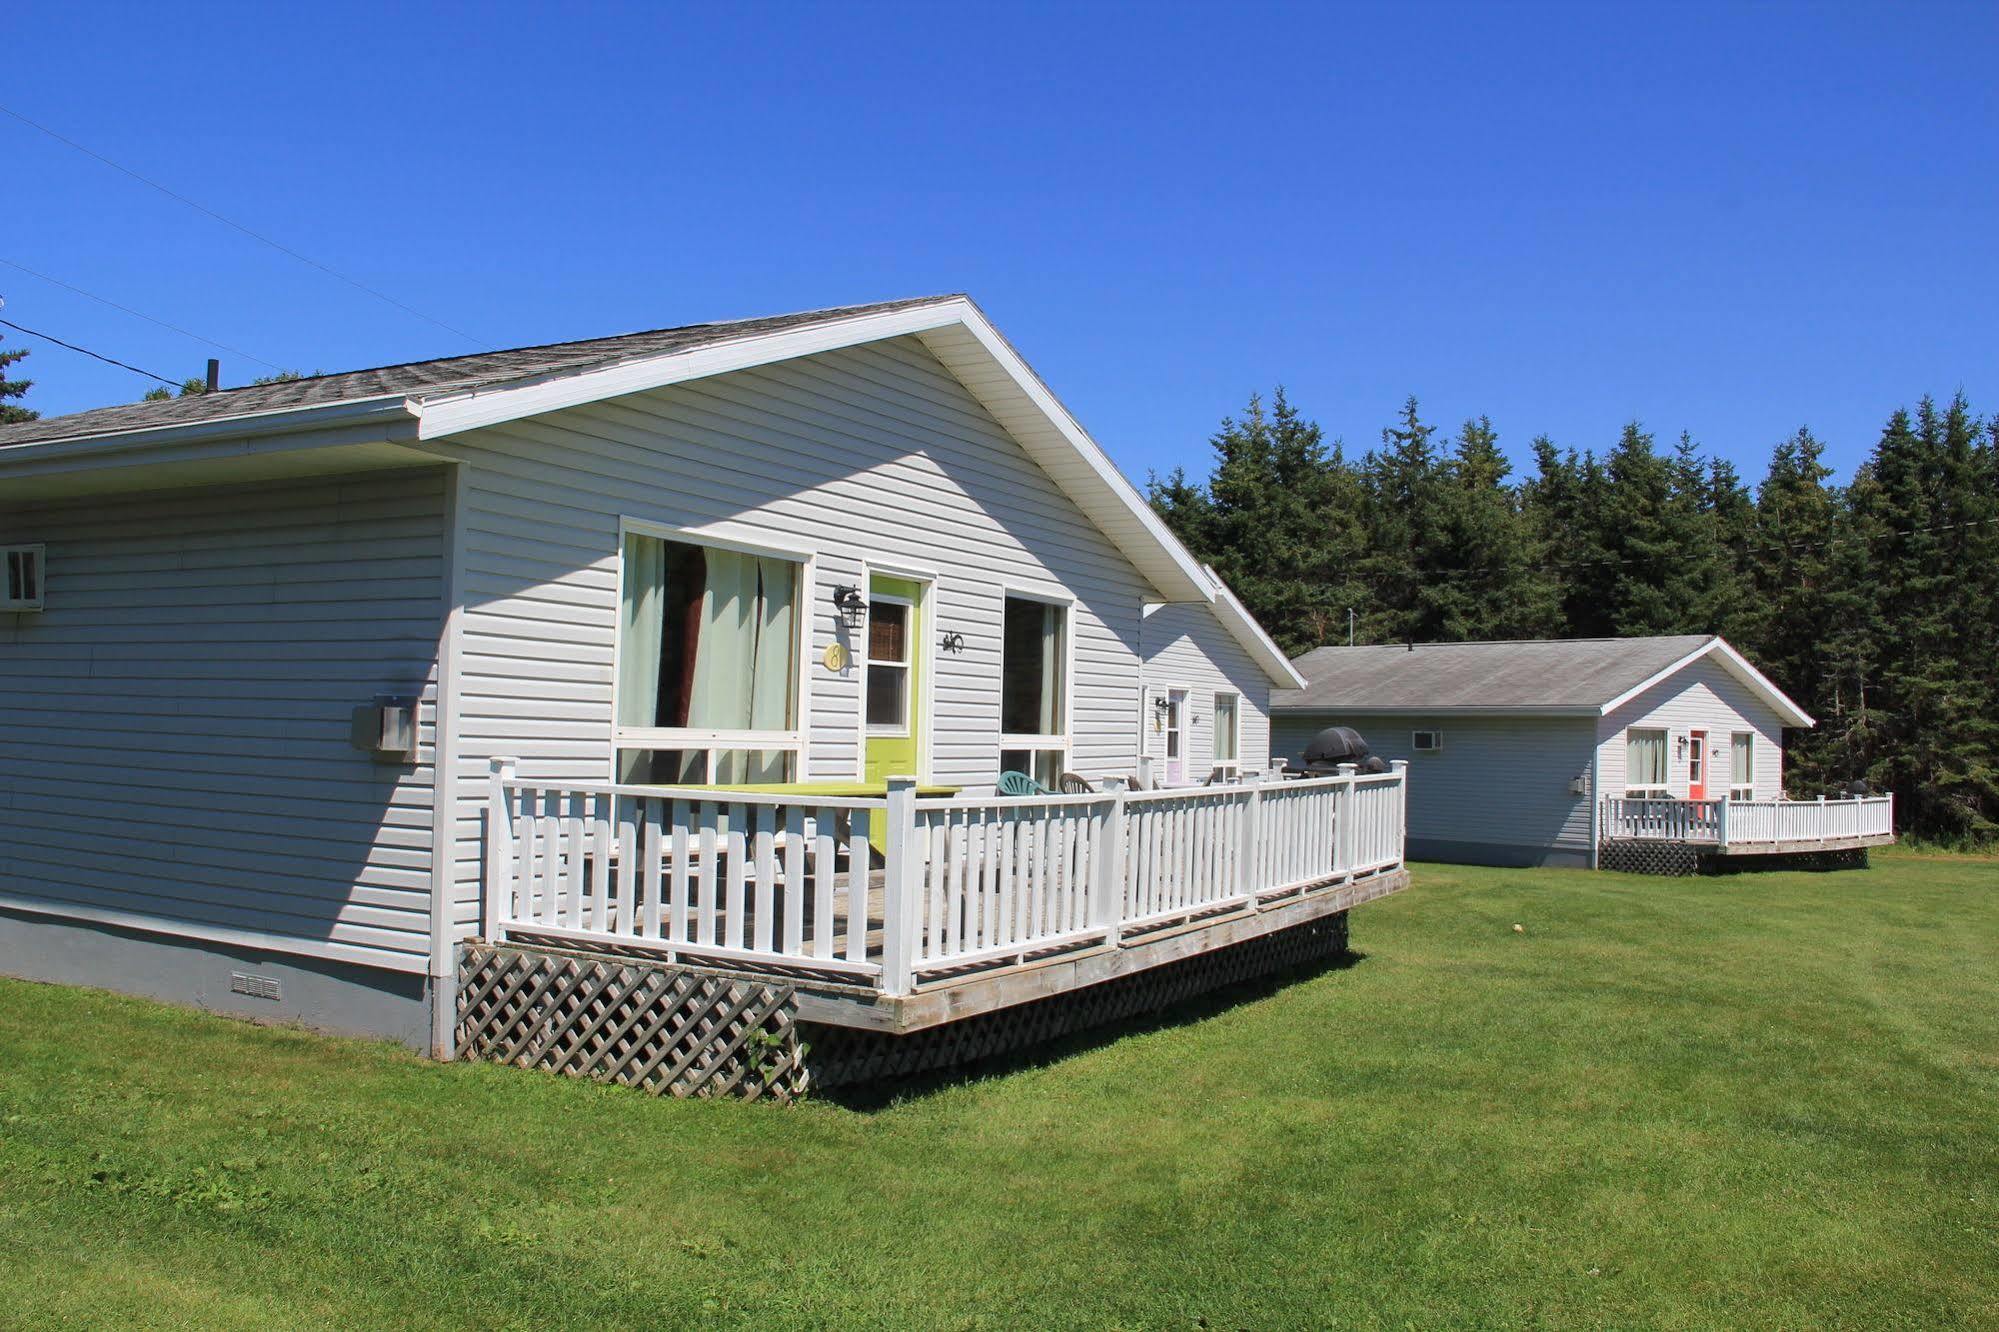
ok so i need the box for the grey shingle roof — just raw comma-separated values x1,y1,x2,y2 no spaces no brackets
0,295,959,448
1270,636,1718,713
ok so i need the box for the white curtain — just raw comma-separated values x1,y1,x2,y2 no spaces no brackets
1732,733,1753,788
750,555,796,732
1215,694,1238,761
687,550,758,728
1627,730,1666,789
1038,602,1064,735
617,534,665,728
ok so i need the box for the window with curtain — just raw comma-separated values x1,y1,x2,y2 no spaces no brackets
866,598,911,732
1731,732,1754,800
615,530,801,785
1625,728,1668,797
1213,692,1239,767
999,594,1067,783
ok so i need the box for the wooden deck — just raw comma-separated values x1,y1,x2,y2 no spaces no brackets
481,768,1412,1034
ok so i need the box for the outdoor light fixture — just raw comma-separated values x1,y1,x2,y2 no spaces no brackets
1676,734,1688,760
831,584,867,627
1153,696,1171,721
939,630,966,654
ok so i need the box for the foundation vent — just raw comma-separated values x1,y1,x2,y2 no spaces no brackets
230,972,283,1001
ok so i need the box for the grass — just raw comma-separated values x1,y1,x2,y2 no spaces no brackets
2,847,1995,1330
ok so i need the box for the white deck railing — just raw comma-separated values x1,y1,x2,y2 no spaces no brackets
1601,794,1894,848
483,762,1409,996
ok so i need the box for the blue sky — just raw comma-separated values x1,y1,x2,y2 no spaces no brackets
5,1,1995,487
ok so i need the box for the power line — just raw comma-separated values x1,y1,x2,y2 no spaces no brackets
0,314,179,387
1,257,283,372
0,102,491,350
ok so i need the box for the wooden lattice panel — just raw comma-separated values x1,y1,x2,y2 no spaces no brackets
457,944,807,1102
803,913,1352,1089
1598,839,1703,877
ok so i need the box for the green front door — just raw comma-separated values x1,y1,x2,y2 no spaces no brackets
863,574,926,783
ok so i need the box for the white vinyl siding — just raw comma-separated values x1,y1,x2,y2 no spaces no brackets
1140,600,1274,782
436,334,1155,938
1596,657,1786,802
0,470,447,970
1271,712,1595,855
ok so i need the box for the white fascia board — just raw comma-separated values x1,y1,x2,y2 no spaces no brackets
0,396,419,469
1202,567,1307,688
412,297,1215,603
1268,702,1602,718
411,302,970,438
1597,636,1815,729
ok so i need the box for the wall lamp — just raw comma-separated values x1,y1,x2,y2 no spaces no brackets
831,584,867,628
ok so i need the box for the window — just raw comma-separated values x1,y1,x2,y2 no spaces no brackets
1626,728,1668,797
1213,692,1240,768
865,597,911,733
1412,729,1442,753
615,529,802,785
2,544,44,611
1731,732,1755,800
999,594,1067,782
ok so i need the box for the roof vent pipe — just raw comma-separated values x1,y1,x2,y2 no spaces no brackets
205,359,220,393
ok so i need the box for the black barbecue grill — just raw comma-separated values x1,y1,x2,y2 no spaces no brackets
1299,726,1390,775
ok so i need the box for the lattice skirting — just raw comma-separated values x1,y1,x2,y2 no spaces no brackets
1599,840,1871,877
1598,839,1702,876
801,913,1352,1090
456,944,807,1103
1704,847,1870,874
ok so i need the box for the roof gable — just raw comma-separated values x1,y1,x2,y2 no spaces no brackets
0,295,1217,604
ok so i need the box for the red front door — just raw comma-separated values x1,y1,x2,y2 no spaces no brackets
1688,731,1707,800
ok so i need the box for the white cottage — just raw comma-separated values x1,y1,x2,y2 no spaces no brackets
1273,635,1889,870
0,296,1400,1067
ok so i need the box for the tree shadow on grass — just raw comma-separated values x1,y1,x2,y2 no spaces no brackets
810,944,1368,1112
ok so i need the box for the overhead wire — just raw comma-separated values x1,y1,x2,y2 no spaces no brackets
0,314,180,387
0,102,491,349
0,257,284,372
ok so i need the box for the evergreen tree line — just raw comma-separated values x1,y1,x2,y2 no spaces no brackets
1150,391,1999,844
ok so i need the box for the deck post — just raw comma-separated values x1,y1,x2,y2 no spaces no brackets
1137,754,1155,791
881,776,920,997
484,756,519,942
1390,760,1410,869
1335,763,1358,875
1092,788,1127,942
1716,795,1730,851
1238,781,1263,906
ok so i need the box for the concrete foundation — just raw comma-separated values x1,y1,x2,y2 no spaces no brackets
0,907,437,1052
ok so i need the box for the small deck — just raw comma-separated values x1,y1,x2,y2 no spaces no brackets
1600,795,1894,858
477,767,1411,1035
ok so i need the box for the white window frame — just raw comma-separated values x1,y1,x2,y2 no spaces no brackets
1730,731,1755,801
863,591,915,738
610,517,816,784
1212,690,1241,772
2,543,45,612
997,585,1075,781
1625,727,1670,799
1411,729,1443,753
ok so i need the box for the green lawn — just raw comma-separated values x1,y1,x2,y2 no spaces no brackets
3,849,1995,1330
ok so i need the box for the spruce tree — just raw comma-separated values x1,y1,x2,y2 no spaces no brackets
1420,416,1562,639
0,332,36,423
1358,397,1447,642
